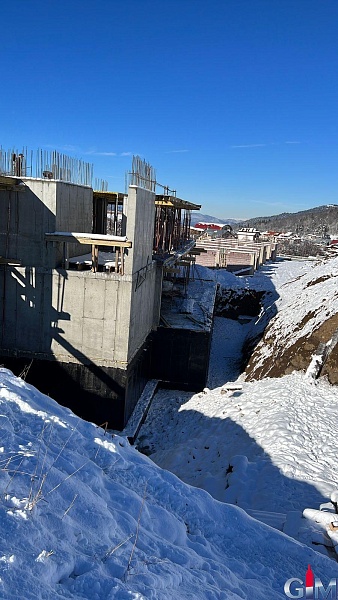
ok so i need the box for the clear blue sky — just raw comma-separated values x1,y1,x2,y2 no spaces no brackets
2,0,338,219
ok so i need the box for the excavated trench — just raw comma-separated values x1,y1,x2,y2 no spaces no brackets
215,287,338,384
217,278,338,385
214,288,269,374
215,288,265,320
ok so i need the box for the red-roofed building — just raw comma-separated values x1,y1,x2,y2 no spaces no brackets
194,222,224,231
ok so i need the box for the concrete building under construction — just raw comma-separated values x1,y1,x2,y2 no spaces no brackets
0,150,208,429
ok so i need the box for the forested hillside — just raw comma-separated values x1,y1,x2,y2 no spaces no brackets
238,205,338,235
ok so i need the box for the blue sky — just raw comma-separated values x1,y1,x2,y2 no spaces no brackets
2,0,338,219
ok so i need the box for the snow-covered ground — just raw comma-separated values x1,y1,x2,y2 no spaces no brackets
137,257,338,557
1,257,338,599
4,369,338,599
136,375,338,551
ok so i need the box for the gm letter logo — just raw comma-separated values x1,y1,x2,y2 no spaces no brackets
284,565,338,599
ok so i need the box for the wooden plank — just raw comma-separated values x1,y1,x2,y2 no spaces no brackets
155,195,201,211
0,257,21,265
93,190,124,203
122,380,159,444
0,175,19,186
154,200,175,207
45,232,132,248
63,243,69,269
0,175,26,191
115,247,120,273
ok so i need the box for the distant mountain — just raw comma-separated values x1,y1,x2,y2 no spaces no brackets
191,212,243,226
238,205,338,235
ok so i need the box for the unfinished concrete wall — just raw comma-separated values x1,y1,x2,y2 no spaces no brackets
0,266,52,355
128,264,158,361
125,186,155,275
150,327,212,391
0,266,133,367
1,184,159,365
0,180,56,267
55,181,92,232
0,179,92,268
123,185,160,361
55,181,92,260
50,270,131,367
225,251,255,274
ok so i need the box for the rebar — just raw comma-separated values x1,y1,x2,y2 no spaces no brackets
94,178,108,191
129,155,156,192
0,146,93,187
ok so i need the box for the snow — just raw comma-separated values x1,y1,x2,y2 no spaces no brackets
207,316,253,387
69,251,118,267
49,232,128,242
243,256,338,377
137,375,338,515
1,256,338,598
3,369,334,600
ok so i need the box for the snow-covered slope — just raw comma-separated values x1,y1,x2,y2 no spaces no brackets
244,256,338,382
1,368,338,600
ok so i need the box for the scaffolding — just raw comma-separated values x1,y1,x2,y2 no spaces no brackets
153,195,201,255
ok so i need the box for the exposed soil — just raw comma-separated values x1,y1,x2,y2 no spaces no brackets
245,312,338,383
306,274,338,288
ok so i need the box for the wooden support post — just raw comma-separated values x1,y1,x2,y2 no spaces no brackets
91,245,99,272
115,247,120,273
120,248,124,275
63,242,69,269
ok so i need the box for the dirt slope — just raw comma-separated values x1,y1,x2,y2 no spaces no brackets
245,257,338,383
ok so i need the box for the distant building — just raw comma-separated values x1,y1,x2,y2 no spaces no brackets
194,222,224,231
194,230,277,275
237,228,260,242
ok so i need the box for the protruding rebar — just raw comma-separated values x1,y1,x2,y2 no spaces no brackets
0,146,93,187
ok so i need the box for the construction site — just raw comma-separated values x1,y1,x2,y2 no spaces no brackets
0,148,276,430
